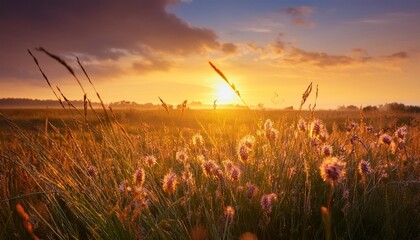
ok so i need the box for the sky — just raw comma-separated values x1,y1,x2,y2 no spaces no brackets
1,0,419,109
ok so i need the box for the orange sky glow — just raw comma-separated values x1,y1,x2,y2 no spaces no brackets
0,0,419,109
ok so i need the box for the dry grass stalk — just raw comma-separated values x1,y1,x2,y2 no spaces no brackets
209,61,249,109
159,96,170,113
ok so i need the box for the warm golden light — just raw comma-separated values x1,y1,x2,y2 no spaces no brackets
215,83,237,104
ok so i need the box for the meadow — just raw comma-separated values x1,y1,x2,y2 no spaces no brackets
0,50,419,239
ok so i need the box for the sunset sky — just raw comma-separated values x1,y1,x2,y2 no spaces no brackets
1,0,419,109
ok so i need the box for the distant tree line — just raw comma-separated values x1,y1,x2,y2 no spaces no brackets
337,103,420,113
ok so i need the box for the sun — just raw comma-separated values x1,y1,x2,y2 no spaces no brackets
215,83,237,104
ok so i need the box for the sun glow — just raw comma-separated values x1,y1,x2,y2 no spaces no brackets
215,83,237,104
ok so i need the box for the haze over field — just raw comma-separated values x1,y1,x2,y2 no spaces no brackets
1,0,419,108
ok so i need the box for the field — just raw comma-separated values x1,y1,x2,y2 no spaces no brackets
0,106,419,239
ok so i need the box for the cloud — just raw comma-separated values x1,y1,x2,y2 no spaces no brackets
0,0,220,80
261,35,408,69
221,43,238,55
279,6,315,27
285,48,354,67
383,51,409,60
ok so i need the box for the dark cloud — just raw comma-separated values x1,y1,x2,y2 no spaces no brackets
221,43,238,55
351,48,372,62
269,36,365,68
269,37,407,68
285,48,354,67
279,6,314,27
271,37,287,54
384,51,409,60
0,0,220,81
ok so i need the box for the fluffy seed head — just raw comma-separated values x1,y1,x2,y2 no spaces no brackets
395,126,408,140
229,166,241,182
238,145,250,161
358,160,372,175
162,170,178,194
144,155,157,167
176,149,188,162
246,183,258,201
298,118,307,132
319,157,346,185
223,160,234,173
321,145,333,157
379,133,393,145
261,193,277,215
264,119,274,138
133,167,145,186
201,160,216,177
224,206,235,223
87,165,98,176
268,128,279,141
192,134,204,146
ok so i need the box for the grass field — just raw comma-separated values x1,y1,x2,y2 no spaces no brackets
0,48,419,240
1,106,419,239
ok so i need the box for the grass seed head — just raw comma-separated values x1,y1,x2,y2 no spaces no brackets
319,157,346,185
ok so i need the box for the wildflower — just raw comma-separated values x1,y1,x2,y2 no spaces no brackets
297,118,307,132
212,165,224,181
144,155,157,167
223,160,234,173
238,145,250,161
358,160,372,176
394,126,407,141
320,145,333,157
246,183,258,201
228,166,241,182
237,135,255,161
350,134,358,144
224,206,235,223
310,119,323,136
176,149,189,162
181,168,195,186
192,133,204,146
264,119,273,132
87,165,98,176
345,121,358,132
241,135,256,148
264,119,273,138
319,157,346,185
379,133,393,145
162,170,178,194
201,160,216,177
268,128,279,141
310,119,328,141
261,193,277,215
133,167,145,186
119,180,131,192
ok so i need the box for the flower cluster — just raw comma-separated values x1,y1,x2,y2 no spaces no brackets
144,155,157,167
309,119,329,142
358,160,372,176
176,148,189,162
319,157,346,185
162,170,178,194
192,133,204,146
201,160,224,180
261,193,277,215
238,135,255,161
133,167,145,186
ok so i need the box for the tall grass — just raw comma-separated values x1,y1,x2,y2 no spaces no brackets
0,50,419,239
